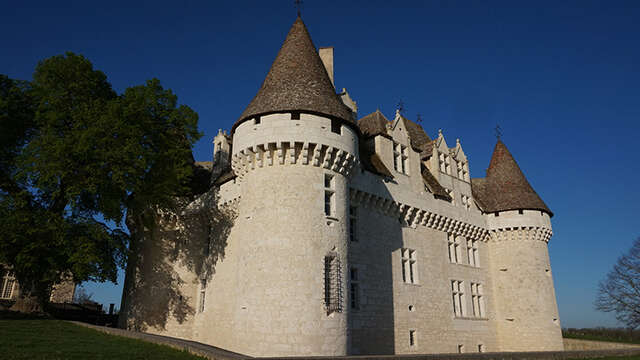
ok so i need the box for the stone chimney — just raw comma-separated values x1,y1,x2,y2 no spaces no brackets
319,47,334,88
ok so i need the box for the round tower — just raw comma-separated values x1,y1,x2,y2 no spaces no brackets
473,140,563,351
228,17,358,356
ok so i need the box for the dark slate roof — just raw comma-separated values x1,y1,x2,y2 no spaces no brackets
421,164,451,201
359,143,393,177
401,116,431,152
420,140,435,160
358,110,389,137
471,140,552,216
234,17,354,131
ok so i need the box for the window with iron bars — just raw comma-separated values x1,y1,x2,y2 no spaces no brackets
324,252,343,314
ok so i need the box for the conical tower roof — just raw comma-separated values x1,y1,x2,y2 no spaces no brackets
471,140,552,215
233,17,354,131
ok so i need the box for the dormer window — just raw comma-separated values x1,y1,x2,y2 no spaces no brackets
457,160,469,181
393,142,409,175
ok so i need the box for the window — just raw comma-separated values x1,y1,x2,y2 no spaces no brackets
457,160,469,181
324,174,334,217
461,195,471,211
445,155,452,175
458,344,464,353
291,111,300,120
448,234,462,264
401,248,417,284
451,280,466,317
439,152,446,173
324,252,343,314
445,188,455,205
478,344,485,353
199,279,207,313
467,239,479,267
393,142,409,174
349,206,358,242
0,270,15,299
409,330,416,347
331,119,341,134
471,283,485,318
350,267,360,310
253,116,261,125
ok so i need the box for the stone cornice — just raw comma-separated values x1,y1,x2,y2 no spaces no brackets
349,188,490,242
231,141,358,182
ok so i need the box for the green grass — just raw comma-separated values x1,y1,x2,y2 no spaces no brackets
0,319,206,360
564,332,640,345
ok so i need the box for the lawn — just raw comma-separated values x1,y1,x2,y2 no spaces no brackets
0,319,206,360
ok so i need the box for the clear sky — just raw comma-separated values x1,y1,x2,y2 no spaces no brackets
2,0,638,329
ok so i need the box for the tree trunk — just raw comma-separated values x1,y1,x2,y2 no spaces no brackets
10,282,47,313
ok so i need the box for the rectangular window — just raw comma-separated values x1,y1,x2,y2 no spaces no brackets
401,248,417,284
1,270,15,300
409,330,416,347
478,344,484,353
291,111,300,120
439,152,446,173
393,142,409,174
471,283,485,318
448,234,462,264
467,239,479,267
461,195,471,211
199,279,207,313
445,188,455,205
324,253,343,314
331,119,342,134
349,206,357,242
324,174,334,217
451,280,466,317
350,267,360,310
458,344,464,353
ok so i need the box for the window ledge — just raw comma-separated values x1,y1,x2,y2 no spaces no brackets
454,316,489,321
325,216,339,222
449,262,481,270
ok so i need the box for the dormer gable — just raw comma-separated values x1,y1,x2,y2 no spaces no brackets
434,130,454,176
390,110,411,146
451,139,470,182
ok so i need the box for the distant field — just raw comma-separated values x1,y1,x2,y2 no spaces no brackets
564,331,640,345
0,319,206,360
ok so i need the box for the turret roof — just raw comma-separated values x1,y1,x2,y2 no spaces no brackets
234,17,354,131
471,140,552,216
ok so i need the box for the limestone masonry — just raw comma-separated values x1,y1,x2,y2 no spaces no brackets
119,17,563,356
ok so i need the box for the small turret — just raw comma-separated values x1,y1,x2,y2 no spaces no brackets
211,129,231,180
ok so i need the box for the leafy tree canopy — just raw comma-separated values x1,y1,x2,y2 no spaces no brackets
0,53,202,309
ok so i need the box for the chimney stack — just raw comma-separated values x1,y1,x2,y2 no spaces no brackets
319,47,334,88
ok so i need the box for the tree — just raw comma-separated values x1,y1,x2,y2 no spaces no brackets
595,237,640,329
0,53,201,311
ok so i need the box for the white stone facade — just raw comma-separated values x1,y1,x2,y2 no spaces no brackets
119,17,563,357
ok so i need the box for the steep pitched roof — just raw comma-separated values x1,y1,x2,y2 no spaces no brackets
421,165,451,201
359,142,393,177
234,17,354,131
401,116,431,152
471,140,552,216
358,110,389,137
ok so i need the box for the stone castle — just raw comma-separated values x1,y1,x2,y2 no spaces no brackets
119,17,563,356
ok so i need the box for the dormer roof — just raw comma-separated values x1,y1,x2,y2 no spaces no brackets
471,140,552,216
402,116,431,152
358,110,389,138
234,17,354,132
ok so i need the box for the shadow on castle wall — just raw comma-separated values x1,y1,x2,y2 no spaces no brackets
120,188,235,332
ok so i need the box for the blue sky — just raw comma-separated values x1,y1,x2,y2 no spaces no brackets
2,0,639,328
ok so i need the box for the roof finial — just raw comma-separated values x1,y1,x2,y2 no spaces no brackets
494,124,503,140
294,0,303,16
396,100,405,115
417,113,422,123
